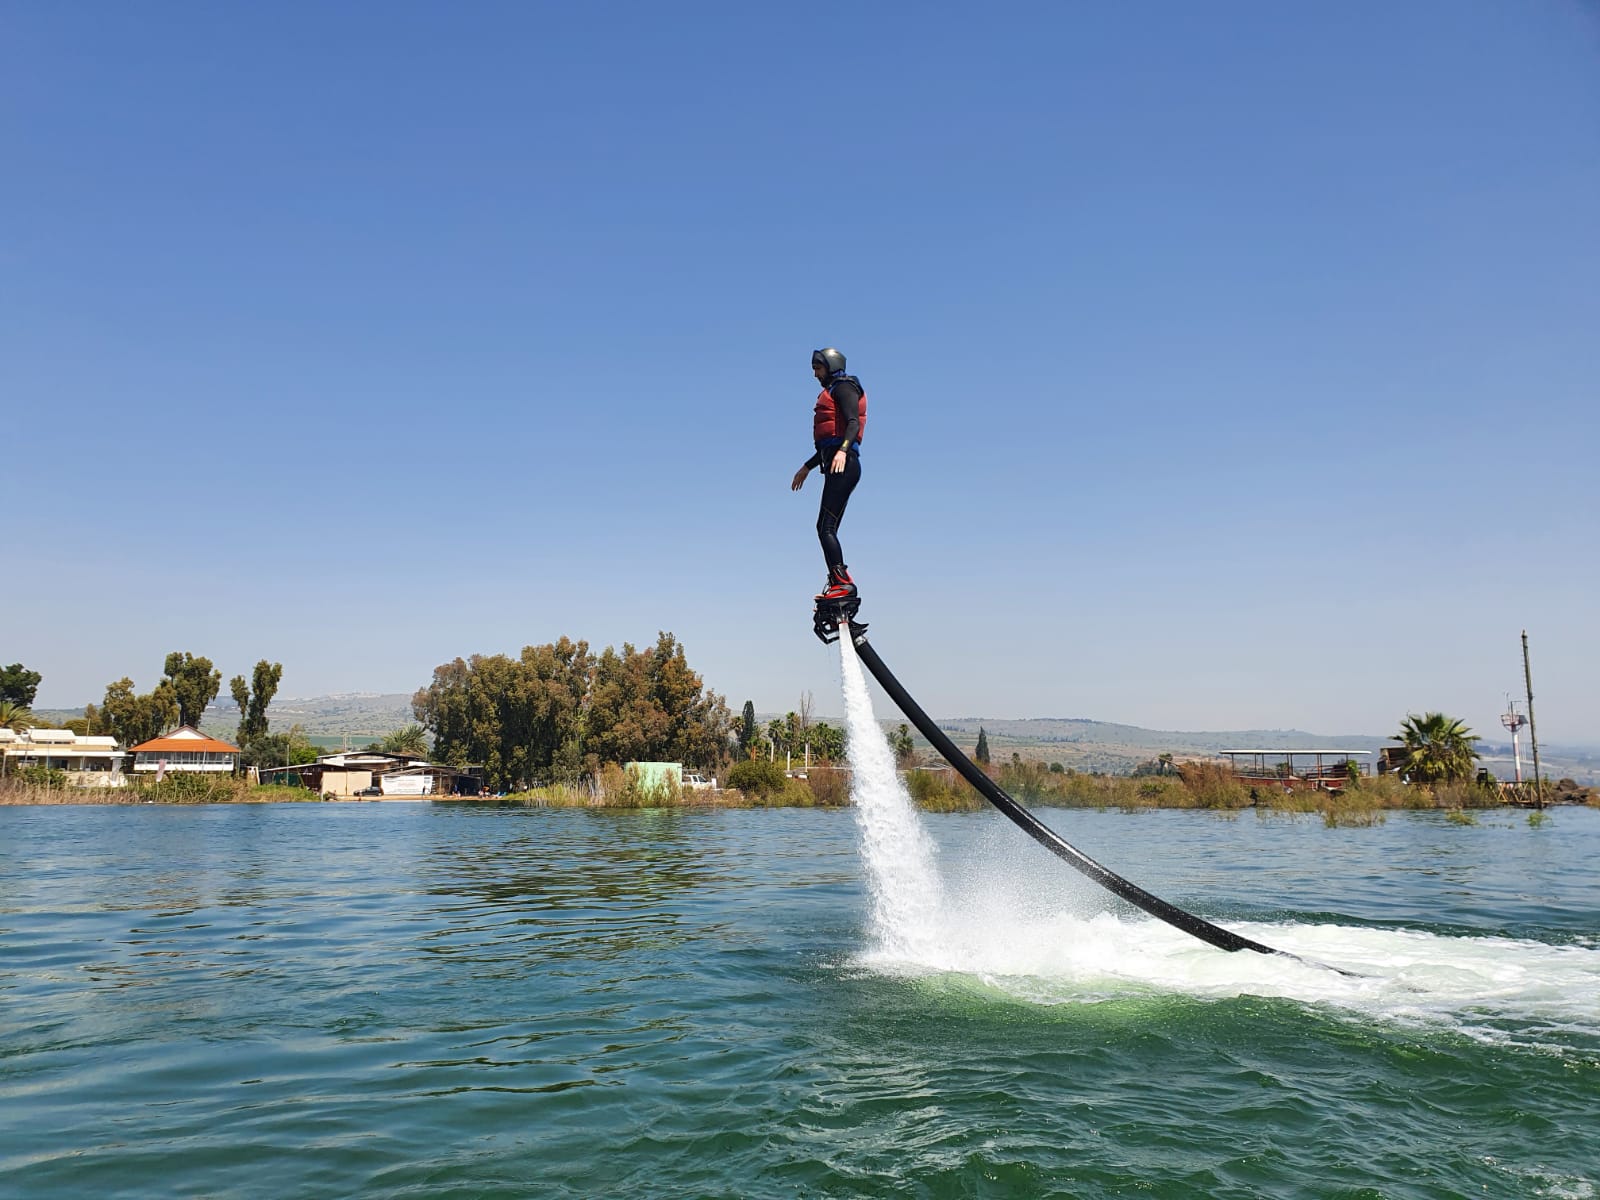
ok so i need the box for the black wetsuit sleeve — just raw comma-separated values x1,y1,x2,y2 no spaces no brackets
802,449,822,469
831,379,862,447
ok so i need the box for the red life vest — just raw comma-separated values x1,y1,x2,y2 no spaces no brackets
813,376,867,444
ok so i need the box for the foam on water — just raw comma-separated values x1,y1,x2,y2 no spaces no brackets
869,904,1600,1041
837,637,1600,1044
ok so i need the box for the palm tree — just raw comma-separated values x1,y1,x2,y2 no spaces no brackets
0,701,34,732
380,724,431,758
1392,712,1481,783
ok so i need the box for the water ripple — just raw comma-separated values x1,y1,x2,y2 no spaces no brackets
1,803,1597,1198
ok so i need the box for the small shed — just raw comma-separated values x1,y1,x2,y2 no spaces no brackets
626,762,684,791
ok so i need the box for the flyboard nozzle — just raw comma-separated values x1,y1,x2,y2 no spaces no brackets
813,594,865,644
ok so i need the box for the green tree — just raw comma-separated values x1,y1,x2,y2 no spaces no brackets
162,652,222,728
414,637,594,791
889,722,915,765
0,700,35,732
379,724,430,757
0,663,42,708
101,677,180,747
726,758,787,798
740,700,757,756
1392,712,1481,784
63,703,112,737
586,643,671,767
975,726,991,765
413,632,730,791
586,633,731,773
83,702,110,736
809,721,845,763
241,724,321,769
230,660,283,746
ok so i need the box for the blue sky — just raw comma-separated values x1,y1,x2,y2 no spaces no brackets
5,2,1597,743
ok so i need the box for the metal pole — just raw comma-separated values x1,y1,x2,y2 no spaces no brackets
1522,630,1542,809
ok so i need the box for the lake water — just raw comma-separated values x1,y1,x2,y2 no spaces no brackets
2,802,1597,1199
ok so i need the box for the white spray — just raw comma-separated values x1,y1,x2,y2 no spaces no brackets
833,634,1600,1047
838,630,943,962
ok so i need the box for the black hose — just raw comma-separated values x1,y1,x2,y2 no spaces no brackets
851,631,1355,973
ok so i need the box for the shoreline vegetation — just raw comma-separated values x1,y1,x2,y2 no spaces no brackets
7,647,1594,820
6,759,1593,822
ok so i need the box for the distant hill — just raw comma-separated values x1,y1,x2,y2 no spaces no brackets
172,693,416,745
918,716,1389,776
769,712,1598,784
254,693,417,737
936,716,1383,752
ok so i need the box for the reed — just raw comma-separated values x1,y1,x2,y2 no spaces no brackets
904,769,984,812
0,776,322,805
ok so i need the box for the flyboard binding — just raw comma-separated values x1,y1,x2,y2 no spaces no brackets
813,593,866,644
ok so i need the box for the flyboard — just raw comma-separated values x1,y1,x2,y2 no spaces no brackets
815,594,1357,977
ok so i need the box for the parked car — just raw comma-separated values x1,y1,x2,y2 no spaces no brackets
683,773,715,790
355,786,382,798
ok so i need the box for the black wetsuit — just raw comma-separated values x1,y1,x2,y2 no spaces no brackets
805,373,863,575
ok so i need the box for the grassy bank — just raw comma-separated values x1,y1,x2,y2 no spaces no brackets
1,776,328,805
7,760,1593,816
903,760,1596,824
498,763,851,809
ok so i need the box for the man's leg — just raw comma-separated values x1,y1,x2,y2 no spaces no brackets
815,456,861,596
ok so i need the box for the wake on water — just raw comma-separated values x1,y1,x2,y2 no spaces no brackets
835,634,1600,1043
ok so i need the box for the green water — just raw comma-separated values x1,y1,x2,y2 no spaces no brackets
2,804,1596,1199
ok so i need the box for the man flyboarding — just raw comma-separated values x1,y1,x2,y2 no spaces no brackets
792,355,1355,975
791,346,866,604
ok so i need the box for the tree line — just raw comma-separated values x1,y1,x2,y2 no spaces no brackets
731,694,914,768
0,653,306,769
8,648,1528,805
90,652,290,759
412,632,735,792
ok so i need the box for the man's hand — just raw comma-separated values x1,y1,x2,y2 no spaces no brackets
829,449,848,474
791,465,810,491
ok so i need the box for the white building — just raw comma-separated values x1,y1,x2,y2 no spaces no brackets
0,727,129,787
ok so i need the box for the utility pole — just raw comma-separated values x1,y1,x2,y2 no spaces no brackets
799,691,813,772
1522,630,1542,810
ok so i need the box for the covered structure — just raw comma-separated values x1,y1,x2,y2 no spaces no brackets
256,750,427,797
256,752,482,798
1220,749,1371,792
129,726,240,774
0,727,128,787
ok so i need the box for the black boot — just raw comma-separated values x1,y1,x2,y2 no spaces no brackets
815,564,857,601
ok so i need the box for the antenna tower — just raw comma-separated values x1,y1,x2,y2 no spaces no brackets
1499,695,1527,783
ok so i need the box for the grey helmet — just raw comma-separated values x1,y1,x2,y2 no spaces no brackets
811,347,846,374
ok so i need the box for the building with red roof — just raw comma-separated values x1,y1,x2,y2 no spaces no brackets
128,726,241,775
